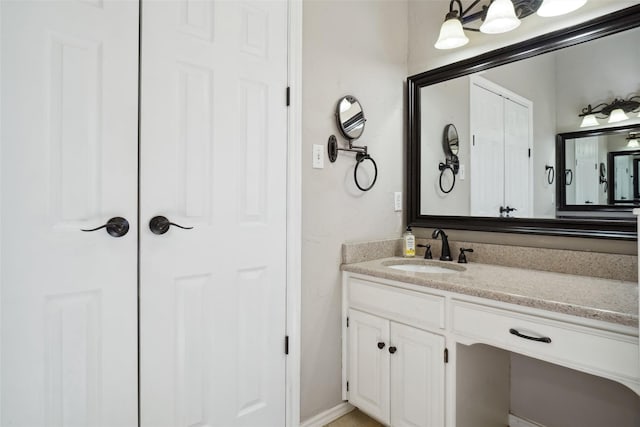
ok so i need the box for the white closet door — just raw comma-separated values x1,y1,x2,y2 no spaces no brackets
0,1,139,425
575,137,599,205
139,1,288,426
471,84,504,217
503,99,531,217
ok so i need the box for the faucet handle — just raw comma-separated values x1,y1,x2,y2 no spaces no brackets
458,248,474,264
417,244,432,259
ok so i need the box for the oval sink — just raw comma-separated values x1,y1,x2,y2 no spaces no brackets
381,260,466,274
387,264,461,274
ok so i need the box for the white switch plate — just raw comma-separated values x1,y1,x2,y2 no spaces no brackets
312,144,324,169
459,164,465,180
394,192,402,211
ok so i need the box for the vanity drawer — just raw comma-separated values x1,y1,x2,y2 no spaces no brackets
348,277,445,331
451,300,639,382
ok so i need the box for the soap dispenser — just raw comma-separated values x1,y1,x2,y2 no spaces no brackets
403,227,416,258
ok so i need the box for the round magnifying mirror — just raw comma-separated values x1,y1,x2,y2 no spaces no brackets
336,95,366,140
443,124,459,157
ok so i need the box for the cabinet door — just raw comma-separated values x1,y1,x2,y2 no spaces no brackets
348,309,390,424
390,322,445,427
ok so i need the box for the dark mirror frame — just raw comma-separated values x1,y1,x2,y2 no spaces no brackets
607,148,640,205
406,5,640,240
556,124,640,214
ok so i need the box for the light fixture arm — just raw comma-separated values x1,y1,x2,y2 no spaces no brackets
579,96,640,118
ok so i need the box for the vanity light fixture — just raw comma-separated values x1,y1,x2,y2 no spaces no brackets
536,0,587,17
480,0,521,34
434,0,588,50
578,95,640,127
626,133,640,148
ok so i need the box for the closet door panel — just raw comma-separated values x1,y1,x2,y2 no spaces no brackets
470,84,505,217
0,1,139,425
139,1,288,426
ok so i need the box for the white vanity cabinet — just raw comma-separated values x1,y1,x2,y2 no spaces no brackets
345,277,447,427
347,309,445,427
342,269,640,427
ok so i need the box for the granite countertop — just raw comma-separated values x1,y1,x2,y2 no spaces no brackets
342,257,639,327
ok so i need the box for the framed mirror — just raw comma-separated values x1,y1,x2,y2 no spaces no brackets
556,124,640,214
407,5,640,239
336,95,366,140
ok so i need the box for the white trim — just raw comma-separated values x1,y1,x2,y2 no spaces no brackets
508,413,547,427
300,402,355,427
286,1,302,427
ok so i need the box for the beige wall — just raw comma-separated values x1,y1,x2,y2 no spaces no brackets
301,0,407,421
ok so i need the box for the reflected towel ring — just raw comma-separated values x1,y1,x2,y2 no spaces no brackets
545,165,555,185
354,153,378,191
564,169,573,186
438,163,456,194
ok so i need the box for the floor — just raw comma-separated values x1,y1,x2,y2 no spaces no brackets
324,409,383,427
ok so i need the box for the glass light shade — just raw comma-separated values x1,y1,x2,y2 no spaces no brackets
480,0,521,34
608,108,629,123
580,114,599,128
434,18,469,50
537,0,587,17
626,138,640,148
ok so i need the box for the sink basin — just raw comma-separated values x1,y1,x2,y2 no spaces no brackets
383,261,465,274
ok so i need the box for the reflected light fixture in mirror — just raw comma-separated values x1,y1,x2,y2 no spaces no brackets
579,95,640,127
626,134,640,149
434,0,588,50
537,0,587,17
480,0,520,34
608,108,629,124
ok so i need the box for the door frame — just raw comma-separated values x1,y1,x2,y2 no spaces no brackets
285,1,302,426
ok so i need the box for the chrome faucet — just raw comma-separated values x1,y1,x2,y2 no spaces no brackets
432,228,452,261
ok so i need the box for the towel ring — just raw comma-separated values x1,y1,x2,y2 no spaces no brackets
438,163,456,194
354,153,378,192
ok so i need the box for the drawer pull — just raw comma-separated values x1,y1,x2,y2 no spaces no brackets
509,328,552,343
389,346,397,354
377,342,385,350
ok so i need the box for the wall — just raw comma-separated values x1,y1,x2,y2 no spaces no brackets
420,77,470,216
301,0,407,421
408,2,640,426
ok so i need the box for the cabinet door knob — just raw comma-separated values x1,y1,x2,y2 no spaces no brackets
388,346,397,354
377,342,385,350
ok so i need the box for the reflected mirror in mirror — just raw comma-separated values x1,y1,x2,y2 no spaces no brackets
444,124,459,156
559,126,640,211
336,95,365,140
417,25,640,220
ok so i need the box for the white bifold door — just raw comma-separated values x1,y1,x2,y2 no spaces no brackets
470,77,532,218
0,1,289,426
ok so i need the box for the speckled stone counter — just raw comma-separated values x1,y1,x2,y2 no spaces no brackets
342,257,638,327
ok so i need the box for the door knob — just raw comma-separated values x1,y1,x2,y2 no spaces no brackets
81,217,129,238
149,215,193,235
377,342,385,350
388,346,397,354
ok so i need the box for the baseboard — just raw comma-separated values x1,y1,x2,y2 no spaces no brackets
509,413,548,427
300,402,355,427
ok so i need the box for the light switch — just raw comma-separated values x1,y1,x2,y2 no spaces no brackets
312,144,324,169
459,164,465,180
394,192,402,211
